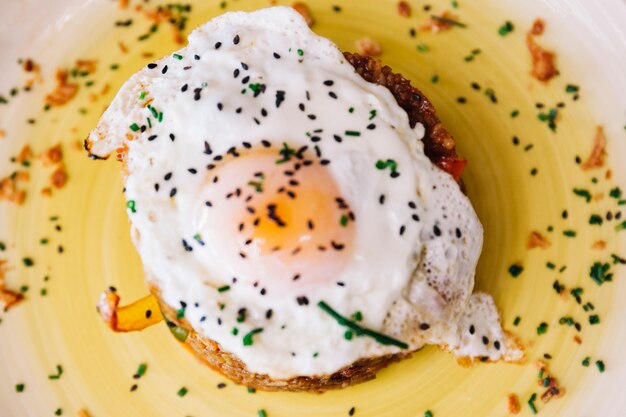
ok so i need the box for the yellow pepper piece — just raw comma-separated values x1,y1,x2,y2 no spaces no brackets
97,288,162,332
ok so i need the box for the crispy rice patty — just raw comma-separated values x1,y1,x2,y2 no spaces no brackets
150,53,464,393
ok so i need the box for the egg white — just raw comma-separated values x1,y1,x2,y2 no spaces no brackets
88,7,522,378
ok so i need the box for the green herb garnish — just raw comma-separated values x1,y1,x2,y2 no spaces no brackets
243,328,264,346
317,301,408,349
508,263,523,278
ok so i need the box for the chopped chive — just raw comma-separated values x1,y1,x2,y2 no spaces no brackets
348,107,354,113
511,109,519,118
425,411,433,417
258,410,268,417
139,91,146,100
508,263,523,277
126,200,136,213
609,187,622,199
136,363,147,377
431,15,466,28
0,241,5,251
590,262,612,285
565,84,579,93
528,393,537,414
582,357,590,367
147,117,152,128
563,230,576,237
589,314,600,325
158,112,163,123
344,330,354,340
513,316,521,326
417,42,429,52
129,123,140,132
243,328,264,346
176,306,185,319
589,214,603,225
22,257,34,267
451,0,458,8
498,20,514,36
431,74,439,84
345,130,361,137
217,285,231,293
573,188,592,202
247,387,256,393
615,220,626,231
318,301,408,349
177,386,188,397
297,49,304,56
340,215,348,226
595,360,605,373
537,322,548,335
369,110,377,120
173,53,183,60
48,364,63,380
15,384,24,393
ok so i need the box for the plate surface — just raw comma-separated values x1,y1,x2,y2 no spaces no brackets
1,1,626,416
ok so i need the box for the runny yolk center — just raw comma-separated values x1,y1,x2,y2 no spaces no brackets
210,145,355,278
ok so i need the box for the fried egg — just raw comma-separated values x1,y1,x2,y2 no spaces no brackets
87,6,522,378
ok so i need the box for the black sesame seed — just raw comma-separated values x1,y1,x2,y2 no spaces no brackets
204,141,212,155
412,214,420,222
145,309,152,318
181,84,188,92
154,183,160,192
399,225,406,236
235,107,242,114
161,65,168,74
433,225,442,236
328,91,338,99
169,133,175,141
366,123,376,130
494,340,501,350
170,188,177,197
233,34,240,45
296,296,309,306
241,75,250,84
455,228,462,238
457,96,467,104
217,102,223,111
148,135,157,141
390,171,400,178
215,42,222,49
242,141,252,148
482,336,489,345
379,194,385,204
233,68,240,78
266,309,273,319
147,63,157,69
419,323,430,330
261,140,271,147
469,325,475,334
273,52,281,59
261,108,268,117
298,103,305,111
164,172,172,181
307,114,317,120
331,241,345,251
194,55,200,60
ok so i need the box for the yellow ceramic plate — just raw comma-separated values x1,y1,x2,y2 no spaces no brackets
1,1,626,416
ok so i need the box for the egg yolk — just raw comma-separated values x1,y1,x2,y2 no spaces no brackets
206,144,355,284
